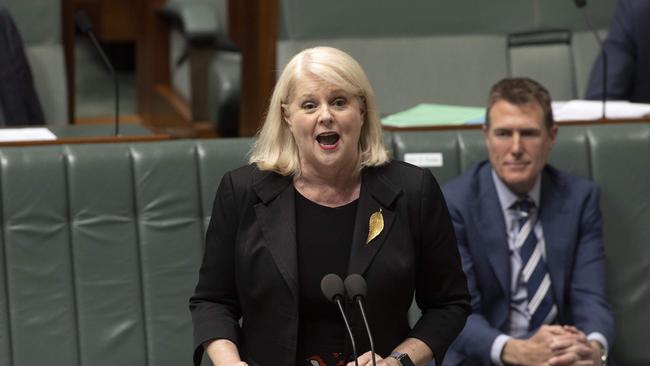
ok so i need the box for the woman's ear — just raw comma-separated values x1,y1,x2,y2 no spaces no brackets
281,104,292,127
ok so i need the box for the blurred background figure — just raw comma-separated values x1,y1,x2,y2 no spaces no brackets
0,6,45,126
585,0,650,102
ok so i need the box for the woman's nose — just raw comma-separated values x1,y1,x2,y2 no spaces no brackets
317,104,333,124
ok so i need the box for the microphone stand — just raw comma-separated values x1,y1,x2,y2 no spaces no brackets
86,31,120,135
75,11,120,136
335,296,360,366
322,274,359,366
354,296,376,366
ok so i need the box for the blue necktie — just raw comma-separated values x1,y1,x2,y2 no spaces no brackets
513,198,557,330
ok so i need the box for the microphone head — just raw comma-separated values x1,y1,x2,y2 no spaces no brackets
344,274,367,302
574,0,587,8
321,274,344,303
75,10,94,33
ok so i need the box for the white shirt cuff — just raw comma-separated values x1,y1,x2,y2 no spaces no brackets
490,334,511,366
587,332,609,353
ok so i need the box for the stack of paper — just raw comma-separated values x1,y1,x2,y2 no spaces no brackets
381,103,484,127
0,128,57,142
552,100,650,121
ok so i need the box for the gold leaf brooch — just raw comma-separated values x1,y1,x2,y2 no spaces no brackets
366,208,384,245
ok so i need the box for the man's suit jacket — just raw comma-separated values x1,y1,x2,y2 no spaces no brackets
586,0,650,103
0,7,45,125
190,161,471,366
441,161,614,365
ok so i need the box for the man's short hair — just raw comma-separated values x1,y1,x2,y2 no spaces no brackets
485,77,554,130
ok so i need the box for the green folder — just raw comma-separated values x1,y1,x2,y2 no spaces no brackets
381,103,485,127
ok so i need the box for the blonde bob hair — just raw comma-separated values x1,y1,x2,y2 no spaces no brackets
249,46,389,176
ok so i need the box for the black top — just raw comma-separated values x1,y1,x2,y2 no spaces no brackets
294,189,358,366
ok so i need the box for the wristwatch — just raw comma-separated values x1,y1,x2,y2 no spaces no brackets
389,351,415,366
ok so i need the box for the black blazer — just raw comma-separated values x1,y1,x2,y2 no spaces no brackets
190,161,470,366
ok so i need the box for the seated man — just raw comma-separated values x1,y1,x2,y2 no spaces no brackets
442,78,614,366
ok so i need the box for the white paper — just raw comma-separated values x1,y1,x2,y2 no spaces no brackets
0,128,57,142
404,153,443,167
552,100,650,121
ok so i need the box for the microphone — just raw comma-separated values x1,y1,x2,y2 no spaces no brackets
321,274,359,366
75,10,120,136
574,0,608,119
345,274,376,366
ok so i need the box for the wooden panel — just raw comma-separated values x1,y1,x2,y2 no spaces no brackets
63,0,76,123
99,0,138,41
230,0,278,137
136,0,169,120
72,0,138,42
0,135,170,148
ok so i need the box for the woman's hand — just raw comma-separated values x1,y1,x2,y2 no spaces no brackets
346,351,400,366
204,339,246,366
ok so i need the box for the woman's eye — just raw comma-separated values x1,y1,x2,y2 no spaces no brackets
332,98,347,107
301,102,317,110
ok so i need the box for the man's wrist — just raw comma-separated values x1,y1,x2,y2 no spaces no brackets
501,338,525,365
491,334,511,366
590,340,607,366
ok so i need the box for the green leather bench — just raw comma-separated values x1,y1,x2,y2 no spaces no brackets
0,122,647,365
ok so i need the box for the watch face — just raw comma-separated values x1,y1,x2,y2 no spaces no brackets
390,352,415,366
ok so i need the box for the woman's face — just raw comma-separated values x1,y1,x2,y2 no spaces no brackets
282,74,364,175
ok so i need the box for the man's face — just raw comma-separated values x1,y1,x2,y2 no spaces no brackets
484,99,557,195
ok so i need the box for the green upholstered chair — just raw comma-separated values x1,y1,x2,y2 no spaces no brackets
508,30,577,101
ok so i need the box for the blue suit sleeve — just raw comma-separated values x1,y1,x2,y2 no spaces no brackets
443,200,504,365
569,185,614,345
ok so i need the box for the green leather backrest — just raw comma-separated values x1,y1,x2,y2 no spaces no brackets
589,125,650,364
0,140,253,366
393,122,650,365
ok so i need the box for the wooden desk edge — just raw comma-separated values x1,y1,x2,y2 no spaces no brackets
381,117,650,132
0,134,172,147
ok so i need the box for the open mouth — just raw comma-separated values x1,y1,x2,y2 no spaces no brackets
316,132,340,147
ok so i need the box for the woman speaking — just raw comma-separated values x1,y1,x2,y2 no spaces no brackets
190,47,470,366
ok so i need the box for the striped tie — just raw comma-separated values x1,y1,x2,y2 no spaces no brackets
513,198,557,330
